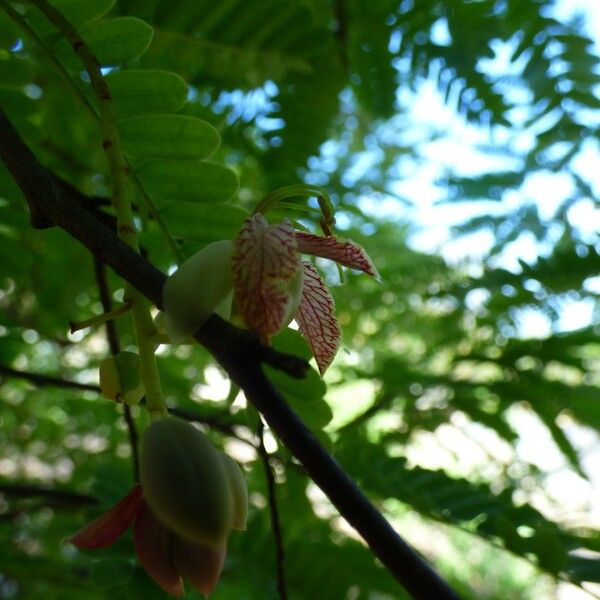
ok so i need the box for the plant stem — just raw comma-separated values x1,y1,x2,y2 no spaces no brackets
27,0,166,419
257,418,288,600
94,256,140,483
69,300,132,333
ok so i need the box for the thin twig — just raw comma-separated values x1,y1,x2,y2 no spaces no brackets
93,256,139,483
0,483,96,506
257,418,288,600
0,364,99,392
0,361,244,443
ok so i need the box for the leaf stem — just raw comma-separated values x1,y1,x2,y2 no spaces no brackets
27,0,166,419
69,299,132,334
257,418,288,600
3,0,182,264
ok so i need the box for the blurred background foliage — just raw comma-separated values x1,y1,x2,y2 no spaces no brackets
0,0,599,598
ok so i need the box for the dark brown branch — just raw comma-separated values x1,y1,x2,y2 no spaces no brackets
0,483,97,507
0,362,244,442
0,365,99,392
0,107,463,600
257,419,287,600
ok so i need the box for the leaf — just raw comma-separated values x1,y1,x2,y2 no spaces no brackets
119,115,220,160
295,261,341,375
143,29,312,88
69,485,142,549
91,558,135,589
136,159,239,203
232,214,301,340
24,0,115,34
0,56,32,89
295,232,380,278
57,17,154,68
106,69,188,117
266,329,331,429
159,202,247,244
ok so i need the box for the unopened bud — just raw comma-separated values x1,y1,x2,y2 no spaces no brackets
99,351,144,405
162,240,233,343
140,417,233,548
220,453,248,531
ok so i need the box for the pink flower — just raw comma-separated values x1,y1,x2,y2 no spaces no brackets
232,213,378,374
70,485,225,597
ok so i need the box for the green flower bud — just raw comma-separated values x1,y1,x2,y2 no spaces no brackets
220,452,248,531
140,417,233,548
162,240,233,343
99,351,144,405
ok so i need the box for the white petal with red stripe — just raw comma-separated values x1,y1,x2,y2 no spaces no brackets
295,261,341,375
232,214,301,340
295,232,379,278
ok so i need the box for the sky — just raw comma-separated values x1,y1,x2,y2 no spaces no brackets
352,0,600,339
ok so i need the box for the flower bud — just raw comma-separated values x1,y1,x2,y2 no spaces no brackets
99,351,144,405
140,417,233,548
220,453,248,531
162,240,233,343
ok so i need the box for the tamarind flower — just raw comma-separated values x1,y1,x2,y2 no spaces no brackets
162,213,378,374
232,213,379,374
69,485,226,597
70,419,248,598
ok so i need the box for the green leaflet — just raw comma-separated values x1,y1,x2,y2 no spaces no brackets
119,115,220,160
91,558,135,589
0,56,32,89
143,29,312,87
0,11,19,50
55,17,154,68
24,0,115,34
265,329,332,430
159,202,248,244
105,69,188,116
136,160,239,203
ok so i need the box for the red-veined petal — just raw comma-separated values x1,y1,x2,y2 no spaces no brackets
69,485,143,549
134,500,184,597
295,232,379,278
295,261,341,375
232,213,301,340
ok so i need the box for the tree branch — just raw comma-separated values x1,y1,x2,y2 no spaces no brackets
0,483,97,507
0,107,463,600
0,365,99,392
